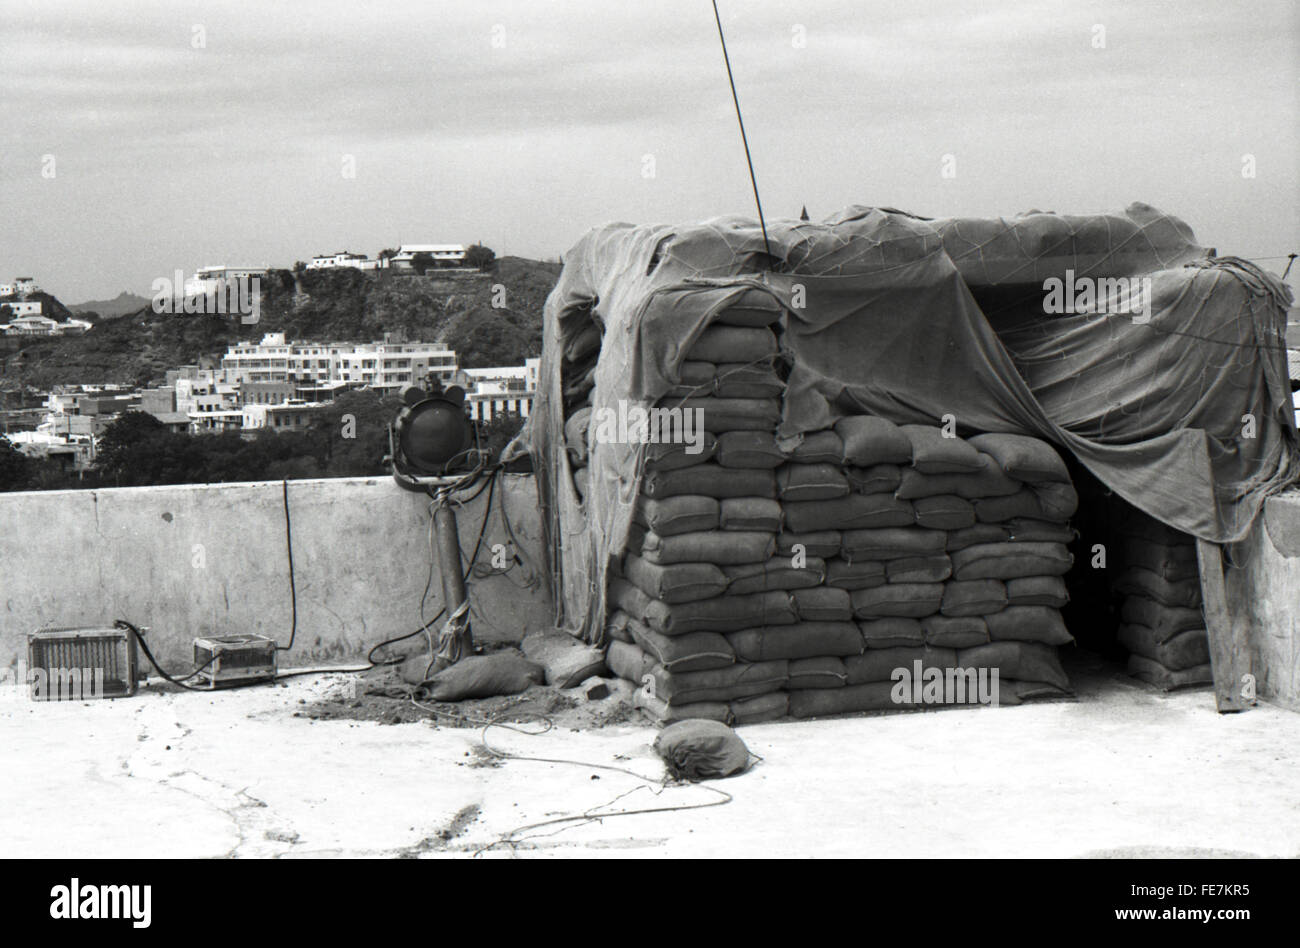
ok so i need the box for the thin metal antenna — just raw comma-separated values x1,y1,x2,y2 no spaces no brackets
711,0,772,259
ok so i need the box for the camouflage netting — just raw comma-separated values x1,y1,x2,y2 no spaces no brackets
514,203,1297,646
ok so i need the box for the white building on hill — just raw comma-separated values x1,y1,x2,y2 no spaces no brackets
221,333,458,390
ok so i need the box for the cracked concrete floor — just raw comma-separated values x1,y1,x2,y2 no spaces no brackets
2,657,1299,858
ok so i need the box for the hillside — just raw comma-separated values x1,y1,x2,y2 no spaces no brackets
0,257,559,389
67,291,151,318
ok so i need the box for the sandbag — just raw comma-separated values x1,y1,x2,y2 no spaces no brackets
726,621,864,661
715,430,786,469
1118,624,1209,670
1006,518,1076,544
973,488,1045,523
825,558,887,590
900,425,984,474
885,554,953,584
712,363,786,399
984,605,1073,645
644,433,718,472
834,415,913,466
788,681,912,717
605,609,636,643
730,691,789,724
945,523,1010,550
1005,575,1069,608
641,530,775,566
719,497,783,532
788,429,844,464
841,527,946,561
637,691,732,725
1115,568,1202,609
623,553,729,604
1120,596,1205,641
941,579,1008,617
921,615,989,648
792,586,853,621
641,463,776,499
724,557,826,595
563,320,602,363
564,407,591,463
958,641,1071,691
777,530,842,558
642,589,797,635
654,719,752,780
675,395,782,433
687,325,778,363
895,455,1021,499
423,654,545,702
851,583,944,619
777,463,850,501
1028,481,1079,521
606,639,655,682
1127,654,1213,691
950,542,1073,580
713,288,783,327
635,495,720,537
630,621,736,673
653,659,789,703
844,646,956,684
783,494,914,533
913,495,977,530
786,656,848,689
858,617,926,648
845,464,904,495
1121,537,1199,582
968,432,1071,483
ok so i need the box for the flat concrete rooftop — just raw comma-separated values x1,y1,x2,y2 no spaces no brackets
2,650,1296,859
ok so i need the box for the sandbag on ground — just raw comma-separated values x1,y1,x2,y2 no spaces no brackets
1117,624,1210,670
654,719,753,778
1127,654,1213,691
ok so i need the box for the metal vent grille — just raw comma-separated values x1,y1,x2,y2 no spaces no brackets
27,627,138,700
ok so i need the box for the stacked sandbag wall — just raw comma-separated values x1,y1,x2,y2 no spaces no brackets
598,301,1081,724
1115,512,1211,689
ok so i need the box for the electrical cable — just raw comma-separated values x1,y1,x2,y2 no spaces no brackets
277,478,298,653
400,704,738,856
113,620,215,692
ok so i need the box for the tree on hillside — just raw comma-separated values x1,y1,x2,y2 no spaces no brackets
464,244,496,271
409,252,436,275
0,436,33,492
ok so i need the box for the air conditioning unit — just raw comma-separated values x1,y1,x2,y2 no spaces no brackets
192,634,278,689
27,626,140,701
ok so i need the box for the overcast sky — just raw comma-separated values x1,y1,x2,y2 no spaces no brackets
1,0,1296,302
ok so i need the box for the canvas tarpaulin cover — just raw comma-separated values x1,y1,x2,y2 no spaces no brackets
518,203,1298,643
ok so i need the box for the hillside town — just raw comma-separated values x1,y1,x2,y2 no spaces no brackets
0,242,537,474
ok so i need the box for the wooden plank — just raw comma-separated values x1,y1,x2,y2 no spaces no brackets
1196,538,1256,713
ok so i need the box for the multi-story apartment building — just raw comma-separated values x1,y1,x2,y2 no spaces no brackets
220,333,458,390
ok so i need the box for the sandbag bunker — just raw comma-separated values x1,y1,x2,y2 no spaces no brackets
528,205,1292,726
596,320,1081,723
